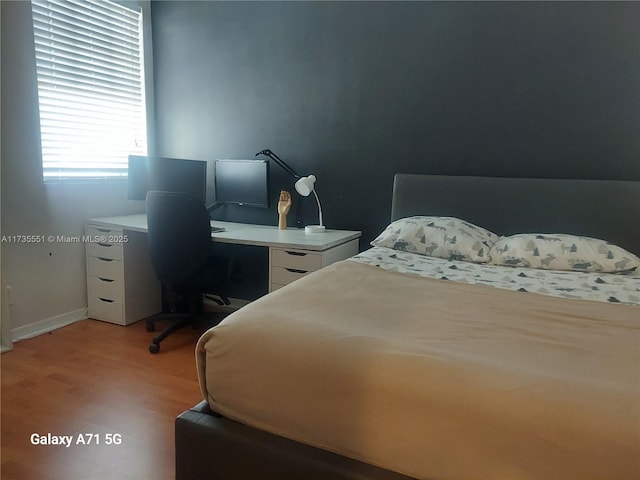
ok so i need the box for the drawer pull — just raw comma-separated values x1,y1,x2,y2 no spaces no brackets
98,298,114,303
98,277,114,283
97,242,112,248
96,228,112,233
285,268,308,274
97,257,114,262
285,251,307,256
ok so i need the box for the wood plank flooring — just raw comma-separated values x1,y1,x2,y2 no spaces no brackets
1,317,214,480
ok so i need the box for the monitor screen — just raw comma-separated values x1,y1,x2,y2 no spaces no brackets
128,155,208,204
214,159,270,208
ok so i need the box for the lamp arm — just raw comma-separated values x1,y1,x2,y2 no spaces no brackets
255,149,299,179
312,189,323,227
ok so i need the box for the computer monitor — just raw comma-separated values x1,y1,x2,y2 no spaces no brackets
214,159,270,208
128,155,209,205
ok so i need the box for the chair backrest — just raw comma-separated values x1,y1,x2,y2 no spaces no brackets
146,191,212,288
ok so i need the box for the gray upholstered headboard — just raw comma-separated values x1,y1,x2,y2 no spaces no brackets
391,174,640,256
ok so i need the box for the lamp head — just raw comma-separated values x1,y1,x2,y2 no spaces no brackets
295,175,316,197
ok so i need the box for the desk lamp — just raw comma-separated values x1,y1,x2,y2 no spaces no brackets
294,175,325,233
255,149,325,233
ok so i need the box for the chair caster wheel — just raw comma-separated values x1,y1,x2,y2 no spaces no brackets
146,323,155,332
149,343,160,354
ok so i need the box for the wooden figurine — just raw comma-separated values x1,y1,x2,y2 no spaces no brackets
278,190,292,230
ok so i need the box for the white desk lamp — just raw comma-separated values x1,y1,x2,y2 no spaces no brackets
295,175,325,233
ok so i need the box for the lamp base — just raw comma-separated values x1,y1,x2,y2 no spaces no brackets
304,225,326,234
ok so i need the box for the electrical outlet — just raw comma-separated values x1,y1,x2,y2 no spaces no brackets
6,286,14,306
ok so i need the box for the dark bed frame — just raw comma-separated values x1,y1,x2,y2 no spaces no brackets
175,174,640,480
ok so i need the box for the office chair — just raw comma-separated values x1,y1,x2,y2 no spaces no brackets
145,191,230,354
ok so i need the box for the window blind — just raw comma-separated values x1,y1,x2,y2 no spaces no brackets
31,0,147,181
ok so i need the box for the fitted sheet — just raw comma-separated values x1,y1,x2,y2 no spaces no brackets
353,246,640,305
196,260,640,480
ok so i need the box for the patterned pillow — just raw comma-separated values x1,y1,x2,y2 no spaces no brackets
371,216,499,263
488,233,640,273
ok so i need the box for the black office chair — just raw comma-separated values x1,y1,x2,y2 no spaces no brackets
145,191,230,354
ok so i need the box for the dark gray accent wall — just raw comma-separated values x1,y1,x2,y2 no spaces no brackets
151,1,640,244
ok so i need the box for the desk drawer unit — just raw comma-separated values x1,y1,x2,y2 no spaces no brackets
85,223,160,325
269,239,359,292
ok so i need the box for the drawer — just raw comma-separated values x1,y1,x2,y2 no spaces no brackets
88,297,124,325
87,256,123,281
271,248,322,271
85,225,123,239
87,276,123,303
85,224,124,260
86,241,123,260
271,266,310,286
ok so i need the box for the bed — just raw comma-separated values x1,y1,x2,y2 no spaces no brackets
176,174,640,480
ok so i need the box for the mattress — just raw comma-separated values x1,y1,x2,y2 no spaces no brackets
196,259,640,480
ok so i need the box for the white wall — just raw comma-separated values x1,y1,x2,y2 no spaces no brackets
1,1,146,339
0,4,7,351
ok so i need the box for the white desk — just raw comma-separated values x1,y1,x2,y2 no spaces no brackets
85,214,361,325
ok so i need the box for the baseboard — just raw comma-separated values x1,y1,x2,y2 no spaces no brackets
11,308,88,343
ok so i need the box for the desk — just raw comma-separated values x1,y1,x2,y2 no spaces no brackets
85,214,361,325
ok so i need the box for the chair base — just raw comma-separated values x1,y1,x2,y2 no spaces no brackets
146,291,228,354
147,312,191,353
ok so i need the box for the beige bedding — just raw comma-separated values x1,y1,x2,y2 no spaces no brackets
196,260,640,480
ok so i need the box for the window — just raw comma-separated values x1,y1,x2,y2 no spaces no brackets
31,0,147,181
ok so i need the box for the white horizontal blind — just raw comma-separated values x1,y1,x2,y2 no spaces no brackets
31,0,147,181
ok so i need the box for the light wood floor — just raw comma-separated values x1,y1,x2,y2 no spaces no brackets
1,317,213,480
